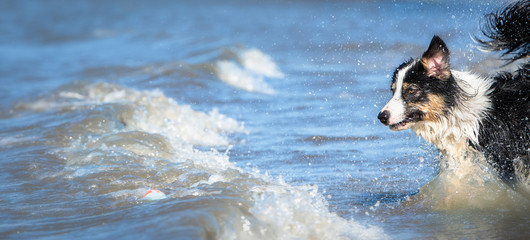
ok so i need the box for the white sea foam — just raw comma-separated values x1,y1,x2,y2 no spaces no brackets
240,48,285,79
215,48,284,94
25,82,246,147
249,183,389,240
216,60,276,94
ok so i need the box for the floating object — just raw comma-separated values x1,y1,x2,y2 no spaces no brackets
142,189,167,201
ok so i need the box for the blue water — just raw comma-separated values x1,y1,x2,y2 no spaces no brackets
1,0,529,239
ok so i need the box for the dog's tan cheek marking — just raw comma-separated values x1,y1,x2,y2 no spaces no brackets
418,94,445,122
401,82,411,95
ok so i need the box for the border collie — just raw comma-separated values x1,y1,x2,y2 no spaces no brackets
377,1,529,184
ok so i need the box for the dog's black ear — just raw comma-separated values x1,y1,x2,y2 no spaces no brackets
421,35,450,80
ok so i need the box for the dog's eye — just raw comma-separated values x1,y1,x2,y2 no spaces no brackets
407,87,417,95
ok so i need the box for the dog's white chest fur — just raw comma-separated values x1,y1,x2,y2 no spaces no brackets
412,70,494,165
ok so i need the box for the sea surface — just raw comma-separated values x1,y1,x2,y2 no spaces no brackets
1,0,529,239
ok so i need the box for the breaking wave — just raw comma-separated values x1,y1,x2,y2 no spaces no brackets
215,48,284,94
10,82,387,239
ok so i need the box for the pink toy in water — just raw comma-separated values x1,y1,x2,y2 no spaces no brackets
142,189,167,201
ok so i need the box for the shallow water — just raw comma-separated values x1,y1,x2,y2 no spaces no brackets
1,0,529,239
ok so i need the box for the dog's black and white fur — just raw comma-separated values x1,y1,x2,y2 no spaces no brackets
378,1,530,184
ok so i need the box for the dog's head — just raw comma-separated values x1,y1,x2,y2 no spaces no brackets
378,36,459,131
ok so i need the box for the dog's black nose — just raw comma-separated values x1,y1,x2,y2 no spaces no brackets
378,111,390,125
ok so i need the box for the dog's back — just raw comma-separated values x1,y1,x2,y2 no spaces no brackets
475,0,530,182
